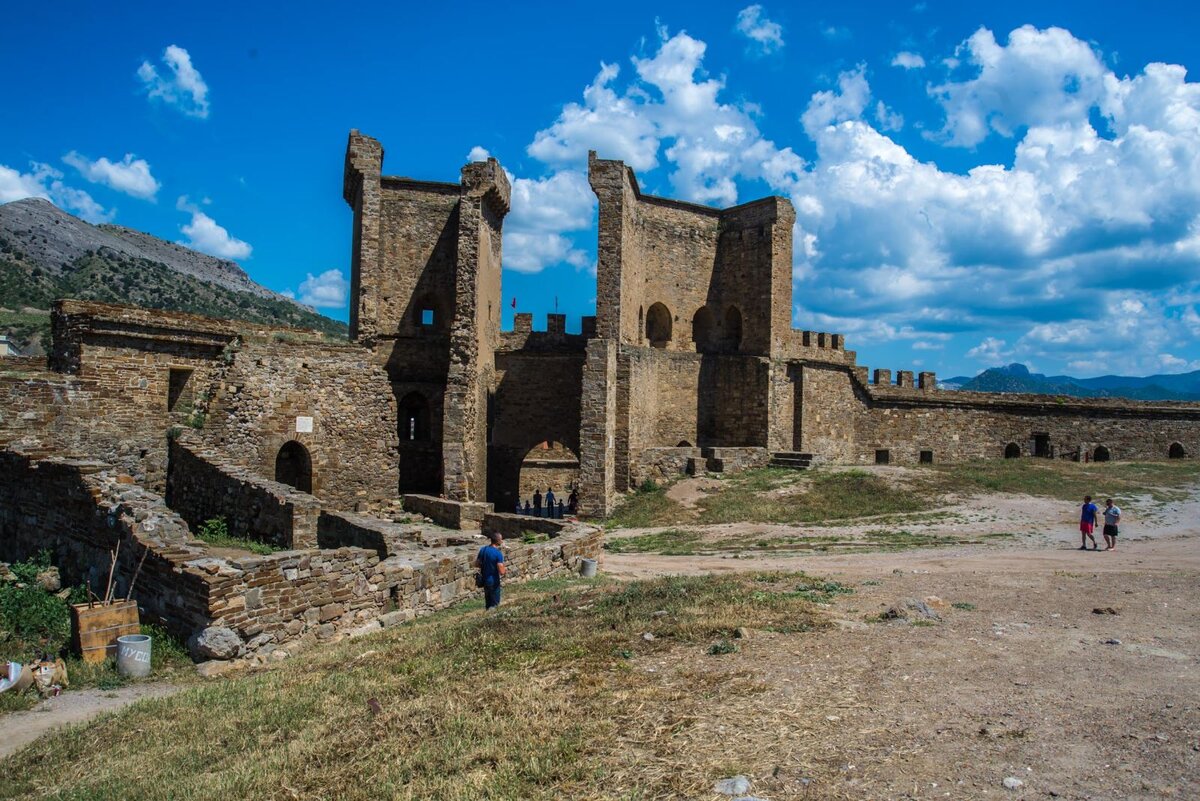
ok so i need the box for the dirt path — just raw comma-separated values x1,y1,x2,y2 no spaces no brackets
1,682,182,761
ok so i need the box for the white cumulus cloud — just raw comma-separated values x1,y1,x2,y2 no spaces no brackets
735,5,784,54
176,196,251,260
63,152,160,200
0,161,113,222
467,146,491,162
137,45,210,119
892,51,926,70
291,269,349,309
504,170,595,274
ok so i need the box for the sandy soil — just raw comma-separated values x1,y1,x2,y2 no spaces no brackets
606,484,1200,799
0,682,181,761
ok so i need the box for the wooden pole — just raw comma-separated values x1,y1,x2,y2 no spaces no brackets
103,540,121,605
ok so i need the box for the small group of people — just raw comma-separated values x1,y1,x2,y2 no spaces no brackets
1078,495,1122,551
515,486,577,519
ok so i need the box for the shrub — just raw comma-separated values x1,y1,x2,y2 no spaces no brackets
0,552,71,655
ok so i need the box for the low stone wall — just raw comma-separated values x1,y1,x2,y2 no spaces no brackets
403,494,492,530
483,512,572,540
167,437,320,548
704,446,769,473
632,446,701,487
0,450,604,666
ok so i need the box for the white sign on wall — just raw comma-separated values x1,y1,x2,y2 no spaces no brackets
295,416,314,433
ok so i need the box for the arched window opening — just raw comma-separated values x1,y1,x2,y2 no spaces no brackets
724,306,743,351
1093,445,1111,463
676,440,693,448
399,392,431,442
691,306,715,352
275,441,313,493
646,302,672,348
1169,442,1187,459
1004,442,1021,459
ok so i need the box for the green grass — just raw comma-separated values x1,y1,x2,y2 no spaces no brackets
193,517,283,556
605,481,687,528
697,468,930,525
604,529,703,555
0,573,830,800
925,459,1200,503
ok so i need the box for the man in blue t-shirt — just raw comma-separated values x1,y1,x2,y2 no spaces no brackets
1079,495,1099,551
475,531,507,609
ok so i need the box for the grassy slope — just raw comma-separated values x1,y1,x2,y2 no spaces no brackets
607,461,1200,531
0,252,346,352
0,574,829,800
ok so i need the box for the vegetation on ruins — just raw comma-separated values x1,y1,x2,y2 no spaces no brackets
194,517,282,556
0,552,192,714
0,573,832,798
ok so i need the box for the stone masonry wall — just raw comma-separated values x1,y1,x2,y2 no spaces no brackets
201,338,399,509
1,450,603,665
166,437,321,549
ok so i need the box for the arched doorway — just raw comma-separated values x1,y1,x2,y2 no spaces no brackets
275,441,312,493
518,441,580,514
724,306,743,351
1004,443,1021,458
399,392,430,442
692,306,715,352
1093,445,1111,463
1169,442,1187,459
646,303,672,348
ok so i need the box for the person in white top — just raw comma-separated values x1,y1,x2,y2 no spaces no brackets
1102,498,1122,552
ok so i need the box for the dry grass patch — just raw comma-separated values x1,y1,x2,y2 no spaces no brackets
0,574,831,801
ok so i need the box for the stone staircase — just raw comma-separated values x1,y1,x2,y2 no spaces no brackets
768,451,813,470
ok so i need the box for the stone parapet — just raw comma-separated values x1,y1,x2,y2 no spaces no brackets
403,494,493,530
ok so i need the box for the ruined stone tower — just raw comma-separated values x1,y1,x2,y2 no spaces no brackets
343,130,510,502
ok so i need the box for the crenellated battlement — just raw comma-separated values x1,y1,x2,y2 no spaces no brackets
498,312,596,352
853,364,939,392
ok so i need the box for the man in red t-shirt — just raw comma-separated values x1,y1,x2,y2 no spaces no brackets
1079,495,1099,551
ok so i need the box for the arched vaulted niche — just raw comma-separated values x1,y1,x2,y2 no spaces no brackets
692,306,715,352
646,303,672,348
1169,442,1187,459
275,441,313,493
1093,445,1111,463
399,391,430,442
724,306,743,351
1004,442,1021,459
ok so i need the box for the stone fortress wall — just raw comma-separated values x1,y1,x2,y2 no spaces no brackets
4,128,1200,662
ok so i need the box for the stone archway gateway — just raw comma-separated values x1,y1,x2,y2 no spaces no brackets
275,441,313,493
518,441,580,508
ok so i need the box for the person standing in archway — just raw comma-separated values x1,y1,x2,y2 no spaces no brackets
533,488,542,517
545,487,556,518
474,531,507,609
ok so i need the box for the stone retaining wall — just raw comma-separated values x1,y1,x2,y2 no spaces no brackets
0,450,603,665
402,494,492,530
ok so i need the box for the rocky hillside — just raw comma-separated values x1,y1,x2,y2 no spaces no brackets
0,198,346,354
945,363,1200,402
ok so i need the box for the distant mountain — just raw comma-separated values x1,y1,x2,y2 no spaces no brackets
0,198,346,354
950,363,1200,402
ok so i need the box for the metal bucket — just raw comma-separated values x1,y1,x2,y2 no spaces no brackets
116,634,152,678
579,558,598,578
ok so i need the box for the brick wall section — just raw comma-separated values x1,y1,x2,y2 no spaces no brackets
200,338,398,508
166,437,321,548
402,494,492,530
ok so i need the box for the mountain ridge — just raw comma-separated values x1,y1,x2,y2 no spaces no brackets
0,198,345,353
944,363,1200,401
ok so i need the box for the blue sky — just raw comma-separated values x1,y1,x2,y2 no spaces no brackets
4,1,1200,379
